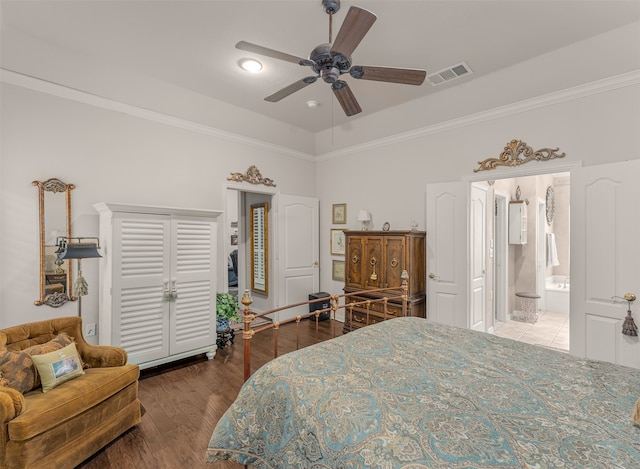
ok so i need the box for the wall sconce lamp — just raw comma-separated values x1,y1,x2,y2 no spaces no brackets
357,209,371,230
56,237,102,317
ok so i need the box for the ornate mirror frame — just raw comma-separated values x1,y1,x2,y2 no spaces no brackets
33,178,75,307
250,202,269,296
546,185,555,225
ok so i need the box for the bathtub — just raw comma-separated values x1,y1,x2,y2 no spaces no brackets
545,275,570,315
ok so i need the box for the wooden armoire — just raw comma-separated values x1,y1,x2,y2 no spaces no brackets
343,230,426,331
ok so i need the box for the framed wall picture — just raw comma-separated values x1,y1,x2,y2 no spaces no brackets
332,203,347,224
332,259,345,282
330,229,346,255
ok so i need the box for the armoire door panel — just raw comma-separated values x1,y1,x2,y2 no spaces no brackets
112,215,171,364
363,236,383,289
118,284,169,363
383,237,405,288
173,279,214,348
346,236,365,289
171,217,216,355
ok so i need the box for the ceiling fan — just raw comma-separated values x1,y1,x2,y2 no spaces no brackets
236,0,426,117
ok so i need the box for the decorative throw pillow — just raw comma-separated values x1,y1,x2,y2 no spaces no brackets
23,332,75,388
0,350,35,393
31,343,85,393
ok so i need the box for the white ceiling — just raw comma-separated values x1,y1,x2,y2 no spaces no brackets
2,0,639,134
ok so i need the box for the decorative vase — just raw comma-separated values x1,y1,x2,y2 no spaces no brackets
216,317,230,331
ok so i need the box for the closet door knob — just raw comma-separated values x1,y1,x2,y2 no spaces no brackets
162,280,172,301
171,279,178,300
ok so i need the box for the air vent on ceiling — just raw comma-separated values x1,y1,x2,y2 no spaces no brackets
427,62,473,86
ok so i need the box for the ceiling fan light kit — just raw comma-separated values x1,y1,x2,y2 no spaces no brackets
236,0,426,117
238,58,263,73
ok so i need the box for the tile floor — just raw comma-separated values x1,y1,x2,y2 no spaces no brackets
491,309,569,351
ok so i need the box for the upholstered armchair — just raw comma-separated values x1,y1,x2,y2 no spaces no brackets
0,316,142,469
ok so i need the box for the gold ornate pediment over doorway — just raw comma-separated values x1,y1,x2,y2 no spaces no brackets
474,139,565,173
227,165,276,187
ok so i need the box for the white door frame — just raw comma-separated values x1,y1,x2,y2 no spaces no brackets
470,183,487,331
463,160,581,329
224,182,277,299
536,198,547,311
493,191,509,323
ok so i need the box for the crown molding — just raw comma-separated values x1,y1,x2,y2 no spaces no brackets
0,68,315,162
315,70,640,162
3,68,639,163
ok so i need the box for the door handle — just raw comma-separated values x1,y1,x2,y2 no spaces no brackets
162,280,172,301
613,293,637,337
428,272,439,279
171,279,178,300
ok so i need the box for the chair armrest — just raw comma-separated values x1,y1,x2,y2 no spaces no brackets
79,344,128,368
49,318,128,368
0,387,25,423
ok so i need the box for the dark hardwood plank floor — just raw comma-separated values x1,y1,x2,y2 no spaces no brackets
77,319,343,469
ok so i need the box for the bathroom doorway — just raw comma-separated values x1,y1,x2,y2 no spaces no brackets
489,172,570,351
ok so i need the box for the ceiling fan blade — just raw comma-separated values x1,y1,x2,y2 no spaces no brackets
332,81,362,116
350,65,426,85
330,7,377,58
236,41,310,66
265,77,317,102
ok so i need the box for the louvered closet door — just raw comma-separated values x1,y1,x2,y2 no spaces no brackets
112,213,171,364
169,216,216,355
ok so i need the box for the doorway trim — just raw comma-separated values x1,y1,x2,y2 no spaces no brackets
223,182,278,295
536,197,547,311
494,191,509,324
464,160,581,183
463,159,581,331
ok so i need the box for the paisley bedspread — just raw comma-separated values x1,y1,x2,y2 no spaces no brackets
206,317,640,468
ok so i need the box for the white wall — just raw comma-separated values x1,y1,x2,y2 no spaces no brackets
315,82,640,300
2,20,639,339
313,22,640,155
0,82,316,337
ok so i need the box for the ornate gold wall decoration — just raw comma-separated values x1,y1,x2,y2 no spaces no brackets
227,165,276,187
33,177,75,307
474,139,565,173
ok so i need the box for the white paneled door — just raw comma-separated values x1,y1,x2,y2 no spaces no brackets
426,182,468,328
571,159,640,368
470,184,487,331
276,194,319,322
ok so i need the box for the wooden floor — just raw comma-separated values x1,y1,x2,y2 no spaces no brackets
77,319,343,469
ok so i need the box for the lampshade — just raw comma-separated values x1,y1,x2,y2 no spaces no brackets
57,237,102,260
357,209,371,222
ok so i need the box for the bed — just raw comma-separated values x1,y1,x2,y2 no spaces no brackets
206,316,640,468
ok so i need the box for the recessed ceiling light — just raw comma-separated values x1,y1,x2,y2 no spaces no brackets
239,58,263,73
306,100,320,109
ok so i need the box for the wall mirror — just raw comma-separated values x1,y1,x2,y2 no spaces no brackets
250,202,268,295
33,178,75,307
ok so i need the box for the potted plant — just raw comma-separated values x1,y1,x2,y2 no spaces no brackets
216,292,241,331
